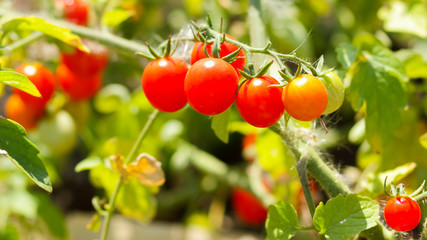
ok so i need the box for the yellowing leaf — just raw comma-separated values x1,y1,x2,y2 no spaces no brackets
86,213,101,232
127,153,165,187
420,133,427,149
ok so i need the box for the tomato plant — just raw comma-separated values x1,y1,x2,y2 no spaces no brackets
282,74,328,121
184,58,239,115
232,188,268,226
237,76,284,128
384,196,421,232
190,34,245,74
60,0,89,26
141,57,188,112
14,63,55,112
56,64,102,101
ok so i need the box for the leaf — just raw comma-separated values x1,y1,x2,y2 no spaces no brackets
211,107,230,143
0,119,52,192
420,132,427,149
74,156,103,172
89,165,157,222
378,1,427,38
265,201,299,240
336,43,358,69
110,153,165,187
313,194,379,240
86,213,101,232
396,49,427,79
35,193,68,238
0,225,19,240
102,9,132,27
348,45,407,152
0,69,40,97
2,16,87,52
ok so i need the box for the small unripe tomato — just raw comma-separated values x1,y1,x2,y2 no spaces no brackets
141,57,188,112
57,64,102,101
190,34,245,75
232,188,268,226
384,196,421,232
318,72,345,115
185,58,239,115
5,94,41,131
282,74,328,121
237,76,284,128
14,63,55,113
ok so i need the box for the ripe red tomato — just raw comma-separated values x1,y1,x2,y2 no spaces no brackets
60,40,108,77
5,94,41,131
14,63,55,113
57,64,102,101
282,74,328,121
237,76,284,128
61,0,89,26
232,188,268,226
141,57,188,112
190,34,245,75
384,196,421,232
184,58,239,115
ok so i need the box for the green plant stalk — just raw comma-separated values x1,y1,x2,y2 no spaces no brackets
0,32,43,56
100,109,159,240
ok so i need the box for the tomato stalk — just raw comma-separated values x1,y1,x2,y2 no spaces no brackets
99,109,159,240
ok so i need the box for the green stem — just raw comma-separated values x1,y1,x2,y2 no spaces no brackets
295,225,316,231
296,158,316,218
413,191,427,202
0,32,44,55
99,109,159,240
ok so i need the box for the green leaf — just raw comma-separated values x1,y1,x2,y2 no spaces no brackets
348,45,407,152
0,69,40,97
211,108,230,143
420,132,427,149
75,156,103,172
89,165,157,222
265,201,299,240
2,16,87,52
396,50,427,79
0,225,19,240
313,194,379,240
336,43,358,69
378,1,427,38
35,193,68,238
102,9,132,27
0,119,52,192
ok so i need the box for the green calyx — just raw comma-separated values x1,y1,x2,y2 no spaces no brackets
384,176,426,200
136,37,175,60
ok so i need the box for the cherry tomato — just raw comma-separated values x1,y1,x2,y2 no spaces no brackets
190,34,245,75
5,94,41,131
60,40,108,77
61,0,89,26
384,196,421,232
282,74,327,121
14,63,55,113
232,188,268,226
57,64,102,101
141,57,188,112
184,58,239,115
318,72,344,115
237,76,284,128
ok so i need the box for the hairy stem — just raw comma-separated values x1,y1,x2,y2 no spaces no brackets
100,109,159,240
0,32,43,55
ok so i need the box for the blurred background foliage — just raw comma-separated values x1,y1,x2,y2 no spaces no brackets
1,0,427,239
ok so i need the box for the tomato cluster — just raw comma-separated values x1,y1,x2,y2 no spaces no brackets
141,35,341,128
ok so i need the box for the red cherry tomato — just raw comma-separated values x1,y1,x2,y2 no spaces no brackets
384,196,421,232
190,34,245,75
57,64,102,101
60,40,108,77
282,74,327,121
5,94,41,131
184,58,239,115
14,63,55,113
237,76,284,128
141,57,188,112
61,0,89,26
232,188,268,226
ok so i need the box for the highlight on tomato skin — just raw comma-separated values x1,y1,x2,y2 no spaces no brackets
14,63,55,113
383,196,421,232
141,57,188,113
237,76,284,128
184,58,239,115
190,34,245,75
231,188,268,226
56,64,103,101
282,74,328,121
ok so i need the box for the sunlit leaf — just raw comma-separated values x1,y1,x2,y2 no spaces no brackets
36,193,68,238
336,43,358,69
420,133,427,149
102,9,132,27
2,16,87,52
0,69,40,97
211,108,230,143
0,119,52,192
266,201,299,240
396,49,427,79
